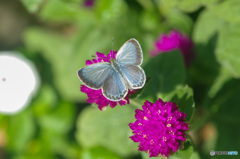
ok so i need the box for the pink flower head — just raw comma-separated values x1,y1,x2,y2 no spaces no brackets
80,50,137,111
151,30,194,66
129,99,189,157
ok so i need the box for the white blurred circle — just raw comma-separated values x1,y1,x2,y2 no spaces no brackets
0,52,39,114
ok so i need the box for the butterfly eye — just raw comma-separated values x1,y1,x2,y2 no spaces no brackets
110,58,115,63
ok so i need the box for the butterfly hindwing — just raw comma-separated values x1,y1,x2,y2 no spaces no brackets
116,38,146,89
78,62,113,89
102,68,128,101
120,65,146,89
116,38,143,66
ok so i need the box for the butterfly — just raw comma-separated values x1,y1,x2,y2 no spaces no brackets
77,38,146,101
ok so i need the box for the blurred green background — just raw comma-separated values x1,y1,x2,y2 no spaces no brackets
0,0,240,158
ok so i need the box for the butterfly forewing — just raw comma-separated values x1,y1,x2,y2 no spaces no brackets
78,62,113,89
116,38,143,66
120,65,146,89
102,69,128,101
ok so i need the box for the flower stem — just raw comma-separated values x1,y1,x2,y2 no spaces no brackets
187,134,195,149
129,99,143,109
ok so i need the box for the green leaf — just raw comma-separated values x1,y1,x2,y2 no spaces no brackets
168,141,193,159
137,0,154,10
81,147,121,159
20,0,43,13
140,51,186,102
37,101,76,134
7,110,35,152
39,0,83,22
141,151,151,159
141,141,193,159
193,10,224,44
208,67,232,98
29,99,76,156
178,0,203,13
216,24,240,78
160,0,179,10
39,131,68,153
76,106,139,157
210,78,240,122
165,9,193,34
32,85,57,116
190,152,200,159
140,10,161,31
201,77,240,156
191,10,221,86
95,0,127,22
160,0,219,13
206,79,240,155
15,135,80,159
214,120,240,153
32,0,127,24
209,0,240,24
165,85,195,122
178,0,219,12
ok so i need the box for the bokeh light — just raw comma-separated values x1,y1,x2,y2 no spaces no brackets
0,52,39,114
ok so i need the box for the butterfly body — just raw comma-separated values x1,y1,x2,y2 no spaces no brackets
110,59,135,91
77,38,146,101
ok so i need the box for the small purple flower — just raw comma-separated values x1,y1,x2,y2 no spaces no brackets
80,50,137,111
151,30,194,66
129,99,189,157
83,0,94,7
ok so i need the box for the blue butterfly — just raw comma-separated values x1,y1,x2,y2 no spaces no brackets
77,38,146,101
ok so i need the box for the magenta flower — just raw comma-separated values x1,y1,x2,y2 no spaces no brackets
83,0,94,7
151,30,194,66
129,99,189,157
80,50,137,111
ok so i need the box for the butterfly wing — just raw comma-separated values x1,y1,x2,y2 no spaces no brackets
102,69,128,101
119,65,146,90
116,38,146,89
78,38,144,101
77,62,113,89
116,38,143,66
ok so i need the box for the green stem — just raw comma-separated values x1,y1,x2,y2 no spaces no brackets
187,133,197,151
129,99,143,109
189,111,211,131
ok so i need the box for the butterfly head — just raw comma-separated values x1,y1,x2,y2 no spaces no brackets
110,57,116,63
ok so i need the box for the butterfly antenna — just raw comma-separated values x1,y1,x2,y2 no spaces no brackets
91,55,96,58
111,37,115,58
